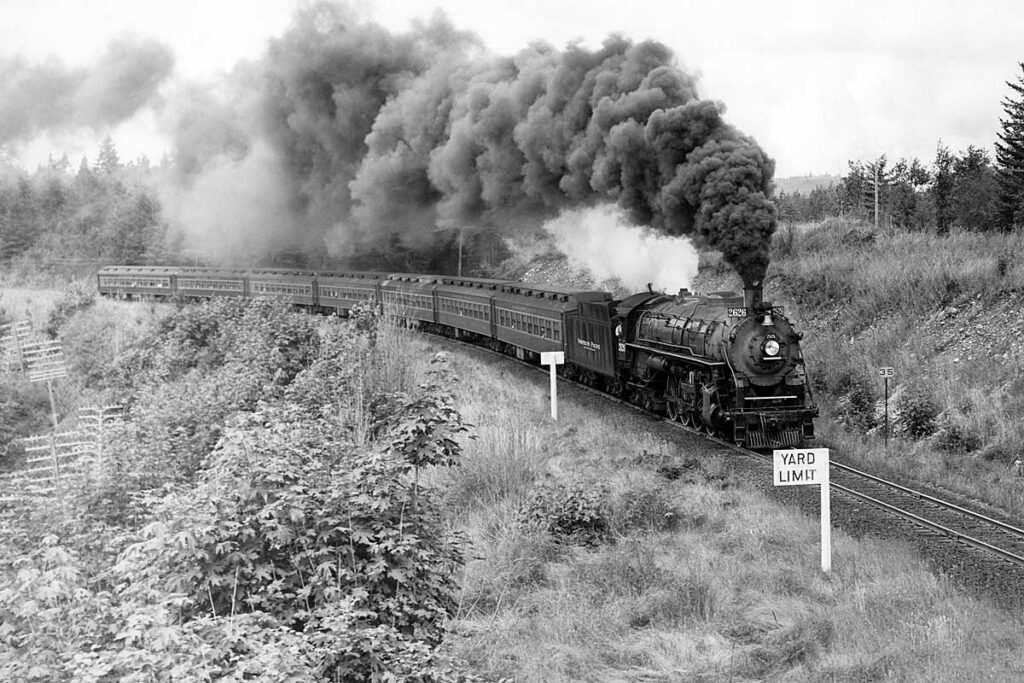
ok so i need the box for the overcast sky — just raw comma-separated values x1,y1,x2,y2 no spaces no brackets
1,0,1021,178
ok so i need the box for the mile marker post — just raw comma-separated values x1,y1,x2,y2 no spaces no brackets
774,448,831,572
540,351,565,420
879,367,895,448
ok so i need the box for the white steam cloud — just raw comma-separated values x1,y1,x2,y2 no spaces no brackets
544,205,699,293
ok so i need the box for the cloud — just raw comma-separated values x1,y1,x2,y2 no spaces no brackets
0,35,173,143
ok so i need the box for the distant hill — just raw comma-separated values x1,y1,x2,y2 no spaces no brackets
774,174,840,195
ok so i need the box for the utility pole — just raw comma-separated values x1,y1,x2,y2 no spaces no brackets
457,228,464,277
873,163,880,231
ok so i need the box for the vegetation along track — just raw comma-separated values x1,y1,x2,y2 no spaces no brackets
434,332,1024,611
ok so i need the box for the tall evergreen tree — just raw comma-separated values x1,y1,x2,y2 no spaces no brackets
995,62,1024,229
0,178,37,260
95,135,121,175
932,142,956,233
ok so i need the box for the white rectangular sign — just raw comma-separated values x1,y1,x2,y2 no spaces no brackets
773,447,831,572
541,351,565,365
773,448,827,486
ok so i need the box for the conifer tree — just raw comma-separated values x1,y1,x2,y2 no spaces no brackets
995,62,1024,229
95,135,121,175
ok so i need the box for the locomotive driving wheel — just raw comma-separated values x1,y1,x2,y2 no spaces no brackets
666,401,679,422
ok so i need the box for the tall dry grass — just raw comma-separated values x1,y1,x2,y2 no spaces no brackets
422,337,1024,682
770,218,1024,515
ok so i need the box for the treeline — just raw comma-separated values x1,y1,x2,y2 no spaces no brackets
777,144,1000,232
778,63,1024,233
0,137,176,268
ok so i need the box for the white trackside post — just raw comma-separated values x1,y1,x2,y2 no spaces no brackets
550,363,557,420
773,448,831,572
821,452,831,572
540,351,565,420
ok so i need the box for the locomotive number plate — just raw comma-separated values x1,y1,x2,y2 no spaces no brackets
731,307,785,318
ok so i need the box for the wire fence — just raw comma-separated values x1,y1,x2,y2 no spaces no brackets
0,405,124,504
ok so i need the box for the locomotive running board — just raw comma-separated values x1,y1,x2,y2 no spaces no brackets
623,343,726,367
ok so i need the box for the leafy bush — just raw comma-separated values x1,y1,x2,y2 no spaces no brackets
518,479,609,546
896,383,940,438
0,327,478,680
608,484,679,535
825,367,876,431
932,417,982,454
42,283,95,338
98,299,323,482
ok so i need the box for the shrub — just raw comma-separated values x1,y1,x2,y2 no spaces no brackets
608,484,679,535
829,369,876,431
896,383,940,438
518,479,609,546
932,417,982,454
772,222,799,257
42,283,95,338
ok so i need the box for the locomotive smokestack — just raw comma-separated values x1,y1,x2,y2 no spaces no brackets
744,281,763,312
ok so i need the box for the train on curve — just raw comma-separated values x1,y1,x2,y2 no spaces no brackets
97,265,817,448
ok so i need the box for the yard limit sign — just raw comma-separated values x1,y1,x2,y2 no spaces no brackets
774,448,831,572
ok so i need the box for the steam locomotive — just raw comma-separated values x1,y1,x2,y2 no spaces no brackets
97,265,816,448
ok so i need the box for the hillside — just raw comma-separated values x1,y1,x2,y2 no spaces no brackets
2,282,1023,681
512,219,1024,519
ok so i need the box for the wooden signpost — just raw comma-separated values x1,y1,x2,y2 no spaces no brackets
879,367,895,448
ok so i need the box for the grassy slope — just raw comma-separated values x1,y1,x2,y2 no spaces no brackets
433,341,1024,682
760,219,1024,514
7,247,1024,680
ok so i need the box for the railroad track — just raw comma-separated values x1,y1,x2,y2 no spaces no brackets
435,333,1024,575
733,442,1024,569
827,461,1024,567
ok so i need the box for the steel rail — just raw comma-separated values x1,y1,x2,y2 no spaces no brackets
830,460,1024,539
827,478,1024,567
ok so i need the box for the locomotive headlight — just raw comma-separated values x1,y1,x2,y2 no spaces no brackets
763,340,781,357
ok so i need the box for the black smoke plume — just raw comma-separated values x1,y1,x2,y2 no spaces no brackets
172,2,779,283
0,36,174,143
